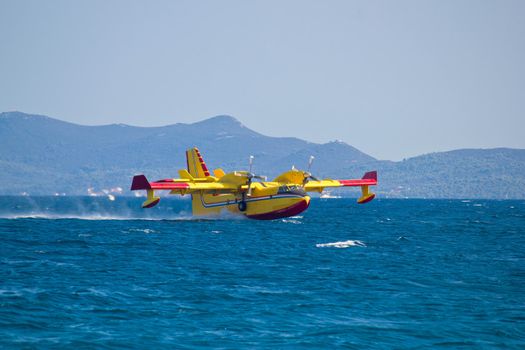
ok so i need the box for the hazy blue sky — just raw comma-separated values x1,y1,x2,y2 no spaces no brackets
1,1,524,160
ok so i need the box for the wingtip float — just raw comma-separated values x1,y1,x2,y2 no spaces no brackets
130,148,377,220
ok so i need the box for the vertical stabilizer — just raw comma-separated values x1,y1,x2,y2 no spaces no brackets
186,148,213,215
186,148,211,178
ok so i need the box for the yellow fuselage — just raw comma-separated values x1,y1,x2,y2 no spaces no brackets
192,182,310,220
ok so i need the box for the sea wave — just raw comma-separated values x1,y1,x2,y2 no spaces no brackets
316,240,367,248
0,212,245,221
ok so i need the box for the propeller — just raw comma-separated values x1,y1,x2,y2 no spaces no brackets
240,155,267,196
249,155,254,173
303,155,320,184
308,155,314,172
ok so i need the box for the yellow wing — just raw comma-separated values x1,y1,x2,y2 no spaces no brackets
304,171,378,204
130,175,240,195
303,180,344,192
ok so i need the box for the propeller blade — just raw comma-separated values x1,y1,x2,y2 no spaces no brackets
247,178,253,196
249,155,254,173
307,155,315,172
302,156,319,184
240,156,266,195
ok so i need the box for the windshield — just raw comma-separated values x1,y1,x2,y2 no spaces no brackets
277,185,306,196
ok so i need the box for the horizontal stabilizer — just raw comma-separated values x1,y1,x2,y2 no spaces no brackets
178,169,194,180
214,168,226,178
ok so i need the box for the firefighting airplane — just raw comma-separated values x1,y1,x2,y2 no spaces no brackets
130,148,377,220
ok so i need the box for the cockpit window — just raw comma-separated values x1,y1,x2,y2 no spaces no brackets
277,185,306,196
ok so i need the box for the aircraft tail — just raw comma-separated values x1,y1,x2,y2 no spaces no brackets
186,148,212,214
186,148,211,178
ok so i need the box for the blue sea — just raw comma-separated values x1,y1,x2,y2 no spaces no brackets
1,196,524,349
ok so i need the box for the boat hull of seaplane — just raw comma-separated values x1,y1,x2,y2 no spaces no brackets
192,192,311,220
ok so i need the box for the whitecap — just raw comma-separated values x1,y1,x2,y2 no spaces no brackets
316,240,366,248
281,219,302,224
128,228,155,234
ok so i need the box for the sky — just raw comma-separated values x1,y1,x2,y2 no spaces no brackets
1,0,524,160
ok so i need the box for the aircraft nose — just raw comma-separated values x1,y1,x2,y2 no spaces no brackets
303,196,310,205
246,195,310,220
289,195,310,216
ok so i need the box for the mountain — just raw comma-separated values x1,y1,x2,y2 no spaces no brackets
375,148,525,199
1,111,524,199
